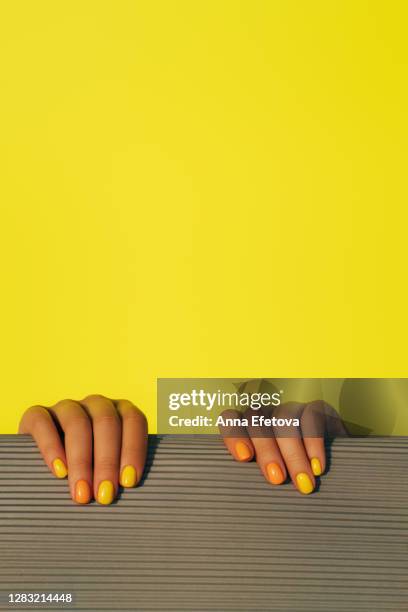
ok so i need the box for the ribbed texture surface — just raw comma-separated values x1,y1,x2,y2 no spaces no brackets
0,435,407,611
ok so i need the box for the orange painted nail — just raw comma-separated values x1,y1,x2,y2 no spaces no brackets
235,441,252,461
75,480,92,504
266,462,285,485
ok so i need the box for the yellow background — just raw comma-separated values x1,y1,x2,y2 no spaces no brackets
0,1,407,433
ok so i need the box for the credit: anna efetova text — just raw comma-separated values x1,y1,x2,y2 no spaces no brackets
168,413,300,428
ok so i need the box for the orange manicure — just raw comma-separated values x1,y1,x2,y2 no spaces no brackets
235,441,252,461
75,480,92,504
266,462,285,485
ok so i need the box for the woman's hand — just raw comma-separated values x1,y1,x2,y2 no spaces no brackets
19,394,148,505
219,400,346,495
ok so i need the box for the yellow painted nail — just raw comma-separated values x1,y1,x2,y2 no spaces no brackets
235,441,252,461
296,472,314,495
97,480,115,505
311,457,322,476
53,458,68,479
120,465,137,488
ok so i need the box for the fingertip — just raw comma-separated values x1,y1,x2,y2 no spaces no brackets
74,480,92,504
52,458,68,479
120,465,138,488
97,480,115,505
266,462,285,485
295,472,315,495
234,440,253,462
311,457,323,476
303,436,326,477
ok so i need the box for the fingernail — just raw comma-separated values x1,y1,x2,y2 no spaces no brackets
296,472,314,495
75,480,92,504
235,441,252,461
266,462,285,485
120,465,137,488
53,458,68,479
97,480,115,505
311,457,322,476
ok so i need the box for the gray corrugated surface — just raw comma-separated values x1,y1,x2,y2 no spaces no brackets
0,435,407,612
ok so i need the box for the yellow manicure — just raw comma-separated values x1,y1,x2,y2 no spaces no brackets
235,441,252,461
311,457,322,476
120,465,137,488
97,480,115,505
296,472,314,495
52,458,68,479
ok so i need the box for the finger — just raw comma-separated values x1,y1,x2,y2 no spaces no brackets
18,406,67,479
218,409,254,462
272,403,315,495
276,436,316,494
245,408,287,485
49,400,93,504
116,399,148,488
301,400,327,476
80,394,121,505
